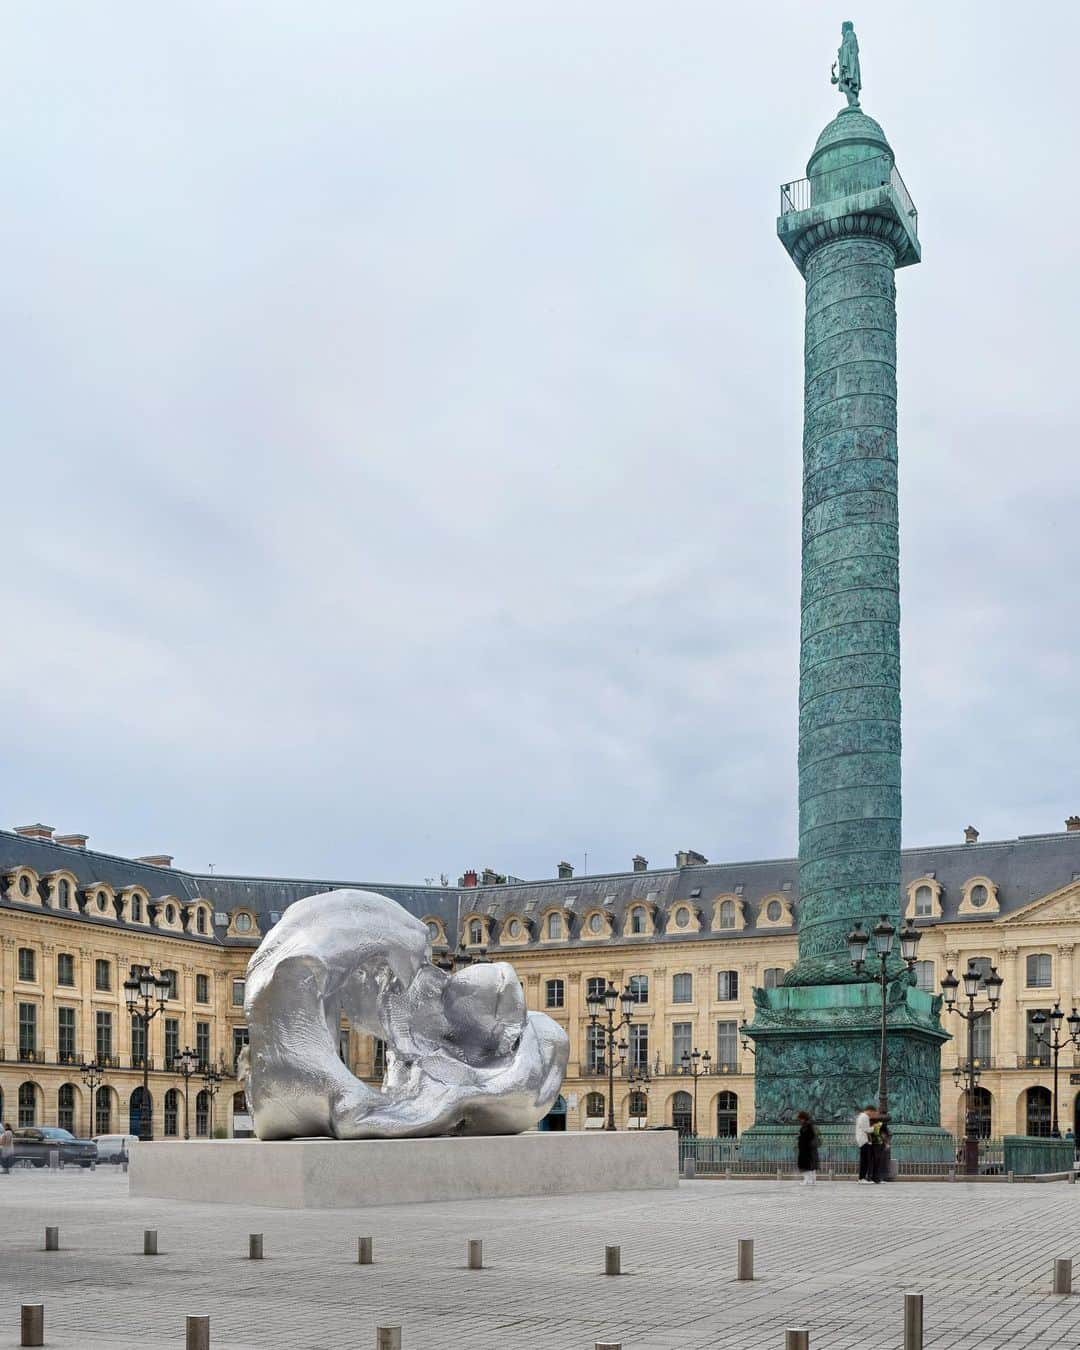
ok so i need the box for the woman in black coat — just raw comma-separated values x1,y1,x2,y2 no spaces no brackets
796,1110,819,1186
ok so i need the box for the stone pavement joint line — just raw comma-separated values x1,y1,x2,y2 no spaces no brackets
2,1171,1080,1349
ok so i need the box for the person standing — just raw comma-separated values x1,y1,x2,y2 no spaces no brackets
0,1122,14,1175
855,1105,873,1184
797,1111,819,1185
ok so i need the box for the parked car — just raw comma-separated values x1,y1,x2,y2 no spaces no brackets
93,1133,138,1164
13,1127,98,1168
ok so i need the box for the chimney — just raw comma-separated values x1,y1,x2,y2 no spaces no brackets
964,826,979,845
632,854,648,873
557,860,574,880
460,869,478,888
15,824,54,841
675,849,708,868
1067,816,1080,834
481,867,500,887
135,854,174,867
54,833,89,850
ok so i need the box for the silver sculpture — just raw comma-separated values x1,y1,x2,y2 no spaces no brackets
243,889,569,1139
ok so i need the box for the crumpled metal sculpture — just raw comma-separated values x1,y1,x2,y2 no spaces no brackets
243,888,569,1139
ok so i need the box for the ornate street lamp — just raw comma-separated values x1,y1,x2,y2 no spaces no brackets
586,981,635,1131
941,959,1003,1173
80,1058,107,1138
1029,1003,1080,1138
175,1046,200,1140
201,1062,223,1137
679,1047,712,1137
123,965,170,1141
849,915,922,1118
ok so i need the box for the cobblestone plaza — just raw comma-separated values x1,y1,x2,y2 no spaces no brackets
2,1168,1080,1349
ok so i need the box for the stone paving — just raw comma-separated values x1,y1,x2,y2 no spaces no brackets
1,1168,1079,1349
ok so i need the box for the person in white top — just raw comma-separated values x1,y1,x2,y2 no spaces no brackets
855,1106,873,1184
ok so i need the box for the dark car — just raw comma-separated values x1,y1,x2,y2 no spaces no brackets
13,1127,98,1168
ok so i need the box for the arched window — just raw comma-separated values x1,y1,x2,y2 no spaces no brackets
586,1091,605,1118
18,1081,37,1127
18,874,32,898
969,1086,992,1139
718,900,736,929
95,1086,112,1135
129,1087,152,1139
914,884,934,916
716,1090,738,1138
547,913,561,940
630,907,646,934
164,1088,179,1137
1026,954,1052,988
628,1090,648,1119
58,879,71,908
969,883,988,908
195,1090,210,1137
469,920,484,946
58,1084,76,1132
672,1091,693,1137
196,908,207,934
1026,1086,1052,1138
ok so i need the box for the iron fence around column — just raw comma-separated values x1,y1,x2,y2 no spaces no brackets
679,1135,1008,1177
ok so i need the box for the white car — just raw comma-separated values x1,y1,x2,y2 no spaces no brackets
93,1133,138,1164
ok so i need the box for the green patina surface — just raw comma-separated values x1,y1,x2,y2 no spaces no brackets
1002,1136,1076,1176
744,29,947,1148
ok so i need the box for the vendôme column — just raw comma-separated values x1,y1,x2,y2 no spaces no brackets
743,24,950,1162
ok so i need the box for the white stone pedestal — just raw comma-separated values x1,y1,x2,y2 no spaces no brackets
127,1130,679,1209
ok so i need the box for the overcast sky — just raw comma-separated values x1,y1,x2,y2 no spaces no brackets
1,2,1077,884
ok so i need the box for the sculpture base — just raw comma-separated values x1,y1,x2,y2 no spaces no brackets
127,1131,679,1209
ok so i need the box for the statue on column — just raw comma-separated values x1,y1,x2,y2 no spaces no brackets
830,21,861,107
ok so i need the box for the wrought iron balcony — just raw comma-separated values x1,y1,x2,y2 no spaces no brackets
130,1055,155,1070
1019,1054,1049,1069
779,154,918,239
18,1048,44,1064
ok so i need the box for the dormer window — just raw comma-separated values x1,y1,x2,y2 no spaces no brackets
18,875,32,898
547,913,562,940
630,907,646,934
131,895,143,923
469,919,484,945
234,912,252,933
164,903,177,925
914,885,934,917
588,913,604,934
507,918,521,938
969,884,988,908
195,908,207,934
57,879,70,909
96,890,110,913
718,900,736,929
766,900,782,921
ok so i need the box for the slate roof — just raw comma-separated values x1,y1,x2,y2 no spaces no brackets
3,826,1080,952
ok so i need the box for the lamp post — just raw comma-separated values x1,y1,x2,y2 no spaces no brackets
1029,1003,1080,1139
79,1058,107,1138
201,1063,223,1137
586,981,635,1131
679,1048,712,1137
940,959,1004,1174
847,915,923,1118
175,1047,200,1140
123,965,170,1141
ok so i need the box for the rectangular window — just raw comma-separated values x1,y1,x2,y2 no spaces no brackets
95,959,111,992
586,1024,605,1071
545,979,565,1009
164,1017,180,1067
339,1029,350,1064
58,1007,77,1060
717,970,739,1001
131,1016,147,1066
763,968,784,990
1027,1009,1050,1063
914,960,935,994
373,1038,387,1076
232,979,245,1007
96,1011,113,1060
1026,954,1052,988
971,1014,991,1064
586,976,607,1002
232,1026,249,1075
17,947,35,982
672,1021,693,1069
627,975,649,1004
630,1023,649,1072
18,1002,37,1058
672,973,692,1004
195,974,210,1004
716,1020,739,1068
56,953,75,987
196,1021,211,1068
163,970,179,1000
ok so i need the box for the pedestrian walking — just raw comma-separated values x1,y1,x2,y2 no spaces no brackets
1,1121,14,1175
796,1111,819,1185
855,1104,873,1184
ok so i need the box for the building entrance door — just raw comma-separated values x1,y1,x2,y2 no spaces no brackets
539,1095,567,1132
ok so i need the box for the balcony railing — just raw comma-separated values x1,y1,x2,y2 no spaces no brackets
1019,1055,1050,1069
779,154,918,239
130,1055,155,1070
18,1048,44,1064
57,1051,81,1066
665,1060,741,1076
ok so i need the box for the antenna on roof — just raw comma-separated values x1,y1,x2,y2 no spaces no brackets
208,863,215,875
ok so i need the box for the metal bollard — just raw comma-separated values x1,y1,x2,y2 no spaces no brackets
828,1170,835,1183
596,1344,622,1350
44,1226,59,1251
144,1229,158,1256
725,1167,732,1181
1053,1258,1073,1295
604,1245,621,1276
1070,1170,1077,1185
683,1154,696,1178
249,1233,263,1260
467,1239,483,1270
1008,1171,1015,1183
737,1237,754,1281
20,1304,44,1348
376,1328,401,1350
904,1293,923,1349
776,1167,783,1181
122,1152,129,1174
186,1314,210,1350
358,1236,374,1265
90,1157,96,1172
784,1331,809,1350
48,1149,59,1172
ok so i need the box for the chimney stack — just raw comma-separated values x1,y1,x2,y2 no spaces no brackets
14,824,54,841
557,860,574,880
480,867,501,887
1067,816,1080,834
964,826,979,845
54,833,88,850
460,869,478,888
632,854,648,873
135,854,174,867
675,849,708,868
